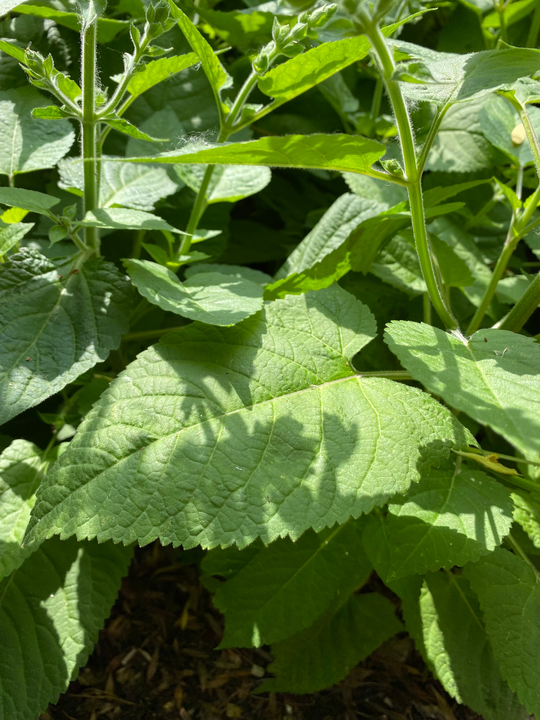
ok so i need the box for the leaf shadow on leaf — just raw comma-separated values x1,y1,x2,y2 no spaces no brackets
1,538,75,714
364,473,513,583
386,326,540,448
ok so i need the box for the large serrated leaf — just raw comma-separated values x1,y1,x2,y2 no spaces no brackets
465,547,540,716
394,573,527,720
258,592,403,694
363,466,513,581
0,87,74,179
207,520,372,648
25,285,470,550
0,439,45,581
385,322,540,458
0,536,131,720
0,250,132,425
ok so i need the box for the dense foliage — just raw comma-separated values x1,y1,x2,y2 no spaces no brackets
1,0,540,717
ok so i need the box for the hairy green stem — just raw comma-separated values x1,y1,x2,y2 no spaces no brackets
179,164,216,255
507,533,540,579
363,17,458,330
498,273,540,331
81,19,99,252
179,70,262,256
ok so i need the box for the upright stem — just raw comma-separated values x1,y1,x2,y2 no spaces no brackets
178,73,261,257
81,19,99,252
179,164,216,255
526,0,540,47
362,17,458,330
467,100,540,334
498,273,540,331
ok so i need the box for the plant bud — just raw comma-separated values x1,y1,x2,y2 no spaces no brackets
281,41,304,58
290,22,307,40
130,24,141,50
252,51,269,73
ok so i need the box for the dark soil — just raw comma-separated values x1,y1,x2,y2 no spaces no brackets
43,543,483,720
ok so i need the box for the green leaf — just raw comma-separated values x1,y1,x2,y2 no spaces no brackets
174,162,272,204
104,115,167,142
479,95,540,167
209,520,372,648
0,249,132,425
126,53,198,99
385,322,540,457
11,4,129,43
392,40,540,107
0,439,45,581
465,547,540,716
268,203,466,301
257,14,426,111
0,536,131,720
31,106,71,120
166,1,232,115
258,593,403,694
342,173,408,206
0,39,26,63
25,285,470,550
424,98,497,173
363,466,513,582
396,572,528,720
126,133,387,176
124,259,264,326
184,263,272,286
266,210,411,299
0,187,59,216
428,218,494,308
275,194,390,281
0,87,75,178
372,231,474,295
58,157,179,212
0,221,33,256
512,492,540,549
82,208,180,232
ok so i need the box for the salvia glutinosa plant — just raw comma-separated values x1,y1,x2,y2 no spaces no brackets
0,0,540,716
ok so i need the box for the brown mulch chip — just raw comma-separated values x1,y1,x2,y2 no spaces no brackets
43,543,483,720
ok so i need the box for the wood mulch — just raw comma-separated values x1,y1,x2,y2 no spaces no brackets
43,543,483,720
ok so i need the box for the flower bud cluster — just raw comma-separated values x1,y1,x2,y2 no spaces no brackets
252,3,337,74
23,48,81,110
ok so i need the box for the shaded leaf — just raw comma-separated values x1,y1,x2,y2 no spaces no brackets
0,249,132,425
0,439,45,581
385,322,540,457
0,536,131,720
363,465,513,581
210,520,372,648
395,572,528,720
258,593,403,694
465,547,540,716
